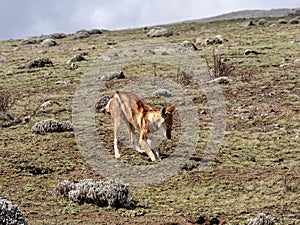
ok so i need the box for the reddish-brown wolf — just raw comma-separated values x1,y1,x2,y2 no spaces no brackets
105,91,176,161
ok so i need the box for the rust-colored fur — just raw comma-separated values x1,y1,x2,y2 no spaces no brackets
105,91,175,161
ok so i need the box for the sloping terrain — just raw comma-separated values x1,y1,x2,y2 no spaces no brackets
0,12,299,225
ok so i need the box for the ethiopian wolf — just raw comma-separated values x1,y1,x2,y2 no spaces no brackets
105,91,175,161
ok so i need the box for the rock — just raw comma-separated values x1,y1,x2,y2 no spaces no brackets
67,53,86,64
248,213,276,225
107,40,117,45
0,198,28,225
244,49,260,55
207,76,231,85
288,8,300,16
73,30,90,39
278,19,287,24
99,71,125,81
88,28,103,35
41,38,57,47
0,54,9,63
289,18,300,24
47,33,67,39
181,40,197,51
146,27,173,37
152,89,172,98
18,58,53,69
66,62,78,70
257,19,269,26
143,49,156,55
6,71,13,76
240,20,255,27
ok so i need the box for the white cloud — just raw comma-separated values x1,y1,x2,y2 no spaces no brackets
0,0,299,40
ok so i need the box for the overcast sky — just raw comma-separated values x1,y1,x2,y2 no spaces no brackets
0,0,299,40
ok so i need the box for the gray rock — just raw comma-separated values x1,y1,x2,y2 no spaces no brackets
41,38,57,47
88,28,103,35
99,71,125,81
67,53,86,64
18,58,53,69
73,30,90,39
181,40,198,51
146,27,173,37
257,19,269,26
102,53,120,61
278,19,287,24
289,18,300,24
240,20,255,27
153,89,172,98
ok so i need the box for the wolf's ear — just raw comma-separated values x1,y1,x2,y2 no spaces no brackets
160,106,167,118
167,104,176,113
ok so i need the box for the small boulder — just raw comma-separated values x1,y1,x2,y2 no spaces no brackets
240,20,255,27
18,58,53,69
67,53,87,64
257,19,269,26
278,19,287,24
181,40,197,51
146,27,173,37
73,30,90,39
152,89,172,98
289,18,300,24
41,38,57,47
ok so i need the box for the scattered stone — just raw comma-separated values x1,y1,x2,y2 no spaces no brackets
152,89,172,98
95,95,113,113
73,30,90,39
207,76,231,85
55,179,134,209
244,49,260,55
0,54,9,63
196,35,228,46
240,20,255,27
88,28,103,35
31,119,73,134
41,38,57,47
248,213,276,225
181,40,198,51
23,115,31,124
289,18,300,24
288,8,300,16
40,100,59,109
143,49,156,55
278,19,287,24
66,62,78,70
13,46,21,51
6,71,14,76
47,33,67,39
67,53,86,64
55,80,70,85
0,198,28,225
18,58,53,69
99,71,125,81
146,27,173,37
107,40,117,45
257,19,269,26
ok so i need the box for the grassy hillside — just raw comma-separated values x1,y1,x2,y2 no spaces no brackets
0,15,299,225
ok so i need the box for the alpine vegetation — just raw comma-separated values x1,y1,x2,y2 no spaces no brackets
0,198,28,225
55,179,134,209
31,119,73,134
